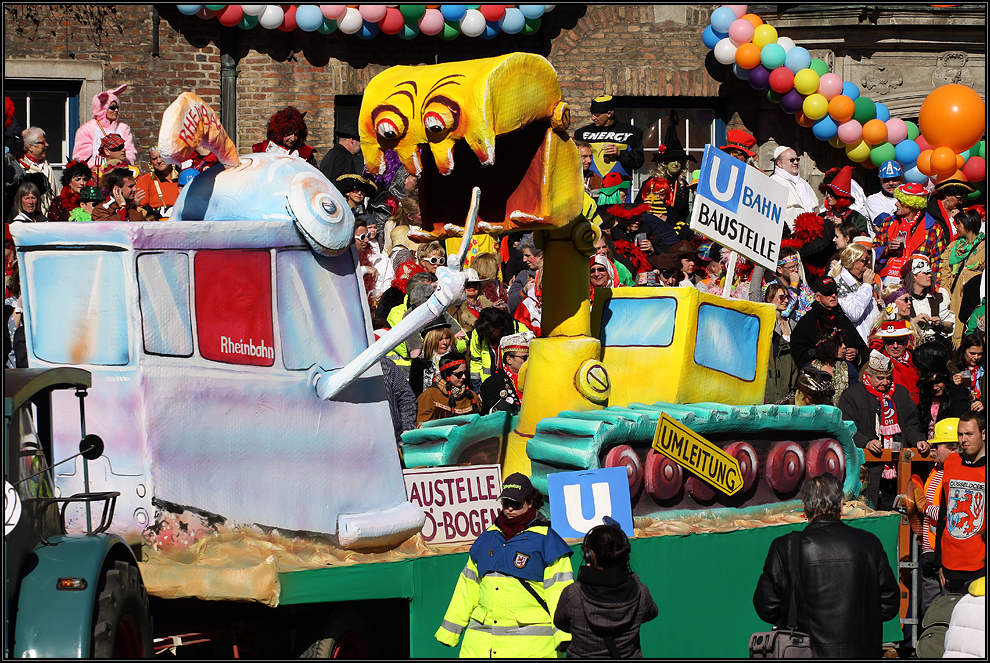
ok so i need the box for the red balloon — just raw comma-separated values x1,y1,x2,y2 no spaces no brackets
480,5,505,21
279,4,297,31
916,135,931,152
218,4,243,27
380,6,405,34
963,155,986,182
768,67,795,94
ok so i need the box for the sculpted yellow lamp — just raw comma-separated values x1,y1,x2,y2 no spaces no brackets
360,53,605,476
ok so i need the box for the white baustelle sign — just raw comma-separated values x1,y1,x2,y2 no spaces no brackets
403,464,502,545
690,144,788,270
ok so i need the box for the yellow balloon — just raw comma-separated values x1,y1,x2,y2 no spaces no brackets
845,138,871,162
829,136,845,149
752,24,778,49
802,94,829,121
793,69,820,96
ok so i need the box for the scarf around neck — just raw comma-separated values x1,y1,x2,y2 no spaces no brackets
864,376,901,442
774,166,818,212
948,232,984,271
495,507,538,540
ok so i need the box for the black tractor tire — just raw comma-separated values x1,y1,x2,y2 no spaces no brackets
299,610,375,659
92,560,154,658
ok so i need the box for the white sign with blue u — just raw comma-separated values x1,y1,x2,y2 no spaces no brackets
547,467,635,539
690,144,788,270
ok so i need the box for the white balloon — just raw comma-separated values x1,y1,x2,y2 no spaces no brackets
259,4,284,29
714,38,737,65
545,4,555,10
460,8,485,37
338,6,363,33
777,36,796,53
241,5,267,16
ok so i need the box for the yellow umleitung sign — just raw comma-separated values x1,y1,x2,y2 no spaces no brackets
651,413,742,495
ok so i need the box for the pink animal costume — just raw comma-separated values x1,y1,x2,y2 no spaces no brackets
72,84,137,169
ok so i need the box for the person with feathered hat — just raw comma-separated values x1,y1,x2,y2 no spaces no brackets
479,330,534,415
252,106,318,166
873,182,949,284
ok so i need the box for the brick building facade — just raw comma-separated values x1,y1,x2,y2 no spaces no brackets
4,4,985,197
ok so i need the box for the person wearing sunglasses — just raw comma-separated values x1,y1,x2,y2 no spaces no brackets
770,145,818,234
72,84,136,169
436,472,574,657
480,331,534,415
416,241,446,276
415,354,479,425
869,318,921,405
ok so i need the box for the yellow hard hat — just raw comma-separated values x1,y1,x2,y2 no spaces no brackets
929,418,960,445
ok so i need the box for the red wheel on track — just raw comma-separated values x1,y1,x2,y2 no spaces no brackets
686,476,716,503
644,450,683,502
603,445,643,498
765,442,806,494
806,439,845,481
722,441,759,493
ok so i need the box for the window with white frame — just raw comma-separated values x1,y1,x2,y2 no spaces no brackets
5,80,81,169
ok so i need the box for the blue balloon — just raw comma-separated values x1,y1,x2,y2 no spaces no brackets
894,139,921,166
500,7,525,34
702,25,721,49
760,44,786,70
841,82,860,101
784,47,811,74
481,19,500,39
177,5,202,15
812,115,839,141
358,20,380,39
874,102,890,122
295,5,325,32
732,64,750,80
903,166,927,184
440,5,467,21
710,6,736,33
519,4,544,19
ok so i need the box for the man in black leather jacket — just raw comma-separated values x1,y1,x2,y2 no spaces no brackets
753,473,899,658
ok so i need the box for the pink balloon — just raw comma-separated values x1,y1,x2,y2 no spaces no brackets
916,135,932,152
728,18,754,45
418,7,444,35
963,155,985,182
359,4,387,22
837,119,863,144
817,73,843,101
885,118,908,145
320,5,347,20
724,5,748,18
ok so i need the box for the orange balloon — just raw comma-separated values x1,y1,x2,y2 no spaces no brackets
861,159,877,170
742,13,763,28
795,111,814,128
828,95,855,123
735,43,762,69
937,169,967,183
931,146,959,174
917,150,934,176
919,83,987,153
862,119,888,146
956,154,966,170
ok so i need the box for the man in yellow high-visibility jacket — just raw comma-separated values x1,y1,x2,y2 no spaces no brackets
436,473,574,658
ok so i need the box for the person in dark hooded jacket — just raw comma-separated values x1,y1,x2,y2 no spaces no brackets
554,518,658,658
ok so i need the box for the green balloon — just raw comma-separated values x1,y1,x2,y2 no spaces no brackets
966,189,981,201
852,96,876,124
767,90,782,104
809,59,829,76
978,141,986,159
400,5,426,21
522,17,541,35
399,22,419,40
238,13,259,30
440,20,459,40
905,120,920,141
317,18,337,34
869,142,896,167
204,4,226,10
466,4,481,8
